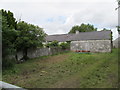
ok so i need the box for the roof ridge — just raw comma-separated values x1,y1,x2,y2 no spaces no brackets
47,30,111,36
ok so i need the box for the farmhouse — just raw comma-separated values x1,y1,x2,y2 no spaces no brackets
45,30,112,53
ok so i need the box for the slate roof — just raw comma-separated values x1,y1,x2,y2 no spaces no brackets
45,31,112,42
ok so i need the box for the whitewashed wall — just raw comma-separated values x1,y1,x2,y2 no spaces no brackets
70,40,112,53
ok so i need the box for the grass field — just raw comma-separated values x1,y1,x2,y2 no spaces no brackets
2,49,119,88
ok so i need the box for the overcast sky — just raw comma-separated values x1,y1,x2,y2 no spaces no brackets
0,0,119,40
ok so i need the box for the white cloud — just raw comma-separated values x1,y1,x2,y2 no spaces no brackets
0,0,119,40
111,28,119,40
1,0,116,3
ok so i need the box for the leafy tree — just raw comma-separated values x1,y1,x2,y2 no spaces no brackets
45,41,59,48
45,43,51,48
1,9,46,68
102,28,110,31
1,9,17,29
69,23,97,33
1,10,17,58
15,21,46,60
1,9,17,69
50,41,59,47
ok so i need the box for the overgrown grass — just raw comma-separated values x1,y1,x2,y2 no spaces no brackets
2,49,119,88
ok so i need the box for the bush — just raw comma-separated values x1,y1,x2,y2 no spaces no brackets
59,42,70,49
45,41,59,48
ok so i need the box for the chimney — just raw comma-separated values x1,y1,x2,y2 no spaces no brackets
75,30,79,34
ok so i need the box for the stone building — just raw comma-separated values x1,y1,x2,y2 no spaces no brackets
113,36,120,48
45,30,112,53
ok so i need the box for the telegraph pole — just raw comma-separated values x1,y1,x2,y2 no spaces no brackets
117,0,120,34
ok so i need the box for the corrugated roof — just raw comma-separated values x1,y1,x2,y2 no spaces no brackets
45,31,111,42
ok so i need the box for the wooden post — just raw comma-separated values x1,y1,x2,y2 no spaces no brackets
116,0,120,34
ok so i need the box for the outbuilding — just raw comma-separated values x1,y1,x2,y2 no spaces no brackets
45,30,112,53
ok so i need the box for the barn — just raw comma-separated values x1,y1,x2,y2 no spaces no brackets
45,30,112,53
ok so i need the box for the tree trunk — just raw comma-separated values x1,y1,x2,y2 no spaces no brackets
23,48,29,61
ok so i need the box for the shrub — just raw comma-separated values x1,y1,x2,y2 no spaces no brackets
45,41,59,48
59,42,70,49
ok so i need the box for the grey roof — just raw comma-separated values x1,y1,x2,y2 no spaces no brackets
45,34,74,42
45,31,112,42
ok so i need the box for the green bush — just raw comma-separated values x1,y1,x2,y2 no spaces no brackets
45,41,59,48
59,42,70,49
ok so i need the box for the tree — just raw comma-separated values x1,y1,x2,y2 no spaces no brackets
15,21,46,60
1,9,17,29
1,9,18,69
1,9,46,68
69,23,97,33
102,28,110,31
1,9,17,58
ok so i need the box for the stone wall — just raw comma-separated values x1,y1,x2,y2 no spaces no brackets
17,48,68,60
70,40,111,53
113,37,120,48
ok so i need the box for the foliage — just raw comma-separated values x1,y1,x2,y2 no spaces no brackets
1,9,17,58
1,9,46,69
15,21,46,60
102,28,110,31
69,23,97,33
45,43,51,48
16,21,45,50
1,9,17,29
45,41,59,48
117,26,120,34
2,58,16,70
59,42,70,49
1,9,17,69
